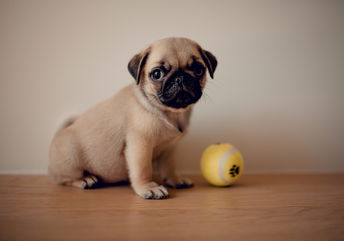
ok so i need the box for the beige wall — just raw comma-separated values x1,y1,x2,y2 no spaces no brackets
1,0,343,174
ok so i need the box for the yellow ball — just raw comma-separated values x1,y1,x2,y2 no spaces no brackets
200,143,244,186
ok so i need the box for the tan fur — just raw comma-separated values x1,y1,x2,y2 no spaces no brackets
49,37,215,199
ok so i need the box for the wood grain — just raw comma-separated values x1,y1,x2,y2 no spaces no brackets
0,174,343,241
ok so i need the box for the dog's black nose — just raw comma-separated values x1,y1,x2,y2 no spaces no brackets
175,76,183,85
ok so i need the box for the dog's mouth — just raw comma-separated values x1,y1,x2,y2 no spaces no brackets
161,90,200,109
158,75,202,109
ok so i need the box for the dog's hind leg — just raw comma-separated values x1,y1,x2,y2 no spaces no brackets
49,128,101,189
71,175,100,189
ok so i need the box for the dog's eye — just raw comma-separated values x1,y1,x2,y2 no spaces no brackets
191,63,204,76
151,69,164,81
195,67,203,76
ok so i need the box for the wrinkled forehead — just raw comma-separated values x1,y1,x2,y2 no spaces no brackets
146,39,203,68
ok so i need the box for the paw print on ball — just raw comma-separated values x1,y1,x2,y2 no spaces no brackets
229,165,240,177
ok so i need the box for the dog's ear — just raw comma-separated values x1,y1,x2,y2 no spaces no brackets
128,48,150,84
200,49,217,79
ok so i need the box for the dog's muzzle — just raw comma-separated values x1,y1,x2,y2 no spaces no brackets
159,72,202,109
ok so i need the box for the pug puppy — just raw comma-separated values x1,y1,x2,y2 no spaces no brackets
49,37,217,199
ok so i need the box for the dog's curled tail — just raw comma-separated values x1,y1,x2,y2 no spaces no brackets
57,116,78,133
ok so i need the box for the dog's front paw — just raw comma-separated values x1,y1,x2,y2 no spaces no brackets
163,176,194,189
134,182,169,200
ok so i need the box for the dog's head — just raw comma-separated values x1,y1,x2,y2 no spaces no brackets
128,37,217,111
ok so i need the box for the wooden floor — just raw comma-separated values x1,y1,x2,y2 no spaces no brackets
0,174,343,241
